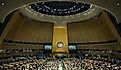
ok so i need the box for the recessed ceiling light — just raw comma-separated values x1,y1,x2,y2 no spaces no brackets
117,3,120,6
1,2,5,6
29,6,31,8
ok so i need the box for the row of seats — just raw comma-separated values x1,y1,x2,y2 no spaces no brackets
78,39,117,44
3,39,44,46
79,49,121,53
0,54,48,64
0,53,121,70
3,39,118,46
77,39,118,46
1,59,46,70
0,49,41,54
42,56,121,70
79,43,118,47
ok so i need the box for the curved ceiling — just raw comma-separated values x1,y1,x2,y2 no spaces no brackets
29,1,90,16
0,0,121,23
19,3,101,23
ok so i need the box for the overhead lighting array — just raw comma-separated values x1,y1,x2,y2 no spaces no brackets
29,1,90,16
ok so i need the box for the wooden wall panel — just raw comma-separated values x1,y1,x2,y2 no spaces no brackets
5,12,53,43
68,13,116,43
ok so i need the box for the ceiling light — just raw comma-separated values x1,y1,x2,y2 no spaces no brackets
29,6,31,8
1,2,5,6
117,3,120,6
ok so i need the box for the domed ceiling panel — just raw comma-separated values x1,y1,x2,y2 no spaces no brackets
30,1,90,16
0,0,120,23
19,1,102,23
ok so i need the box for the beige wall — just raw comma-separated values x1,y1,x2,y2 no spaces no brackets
99,11,121,44
4,12,53,43
68,13,116,43
0,11,21,44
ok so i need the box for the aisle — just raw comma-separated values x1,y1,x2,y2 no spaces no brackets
58,61,63,70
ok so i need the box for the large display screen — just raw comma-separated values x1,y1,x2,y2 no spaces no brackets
68,45,76,50
44,45,52,50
